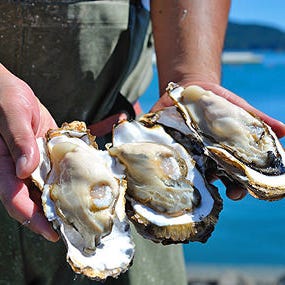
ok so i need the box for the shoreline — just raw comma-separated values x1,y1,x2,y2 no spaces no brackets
186,263,285,284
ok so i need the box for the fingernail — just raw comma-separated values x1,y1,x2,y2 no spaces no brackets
231,192,243,201
232,189,247,201
41,232,53,242
118,113,128,122
16,155,28,178
226,187,243,201
41,231,59,242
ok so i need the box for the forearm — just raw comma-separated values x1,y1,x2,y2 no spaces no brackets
151,0,231,94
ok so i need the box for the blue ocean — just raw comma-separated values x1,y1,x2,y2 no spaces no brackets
139,51,285,267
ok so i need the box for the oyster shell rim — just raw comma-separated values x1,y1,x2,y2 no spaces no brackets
32,121,135,281
111,119,223,244
167,83,285,201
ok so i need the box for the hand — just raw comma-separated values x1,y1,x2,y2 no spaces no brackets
0,64,58,241
151,81,285,201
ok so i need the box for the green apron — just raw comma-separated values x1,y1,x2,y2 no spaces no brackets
0,1,187,284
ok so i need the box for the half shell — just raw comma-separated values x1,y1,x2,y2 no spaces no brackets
109,119,222,244
32,121,134,280
167,83,285,200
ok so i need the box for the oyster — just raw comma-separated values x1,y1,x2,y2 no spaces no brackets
32,121,134,280
109,119,222,244
167,83,285,200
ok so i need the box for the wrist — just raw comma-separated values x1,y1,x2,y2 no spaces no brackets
157,64,221,95
0,63,11,75
173,72,221,89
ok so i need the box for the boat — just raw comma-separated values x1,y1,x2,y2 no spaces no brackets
222,51,263,64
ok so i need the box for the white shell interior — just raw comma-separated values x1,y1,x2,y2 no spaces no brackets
42,166,133,278
112,120,214,225
31,137,51,190
34,130,134,279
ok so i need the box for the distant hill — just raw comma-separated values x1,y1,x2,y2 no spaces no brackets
224,21,285,50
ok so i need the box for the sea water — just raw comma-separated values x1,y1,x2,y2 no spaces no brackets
139,51,285,266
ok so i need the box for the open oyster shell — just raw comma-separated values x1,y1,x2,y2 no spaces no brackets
32,121,134,280
109,119,222,244
167,83,285,200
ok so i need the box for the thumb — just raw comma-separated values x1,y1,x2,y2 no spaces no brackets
15,136,39,179
14,101,58,178
0,65,42,178
4,115,40,179
0,96,40,179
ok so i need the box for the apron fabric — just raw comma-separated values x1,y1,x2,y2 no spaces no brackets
0,1,187,284
0,0,153,124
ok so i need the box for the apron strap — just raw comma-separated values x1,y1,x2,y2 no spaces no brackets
91,1,150,122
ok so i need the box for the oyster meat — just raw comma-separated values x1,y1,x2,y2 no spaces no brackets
32,121,134,280
109,119,222,244
167,83,285,200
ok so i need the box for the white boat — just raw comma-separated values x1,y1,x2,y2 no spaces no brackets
222,51,263,64
152,51,263,65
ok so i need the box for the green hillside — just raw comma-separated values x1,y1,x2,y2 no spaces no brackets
224,21,285,50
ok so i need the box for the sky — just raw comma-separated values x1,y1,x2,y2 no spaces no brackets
229,0,285,31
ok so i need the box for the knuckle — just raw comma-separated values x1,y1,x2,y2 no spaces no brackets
0,194,19,221
0,177,25,223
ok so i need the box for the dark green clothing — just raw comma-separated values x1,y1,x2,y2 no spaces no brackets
0,1,187,285
0,202,187,285
0,0,152,124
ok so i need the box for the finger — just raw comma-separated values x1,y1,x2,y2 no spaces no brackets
0,141,58,242
150,93,174,112
0,93,40,179
0,171,59,242
226,186,247,201
88,113,128,137
11,182,59,242
133,101,143,116
35,103,58,137
220,176,248,201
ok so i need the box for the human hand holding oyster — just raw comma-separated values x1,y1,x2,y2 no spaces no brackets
1,65,285,281
29,82,285,280
152,81,285,201
0,64,59,242
165,83,285,201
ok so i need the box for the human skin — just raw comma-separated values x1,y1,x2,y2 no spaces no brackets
0,1,285,241
150,0,285,137
150,0,285,200
0,64,59,241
